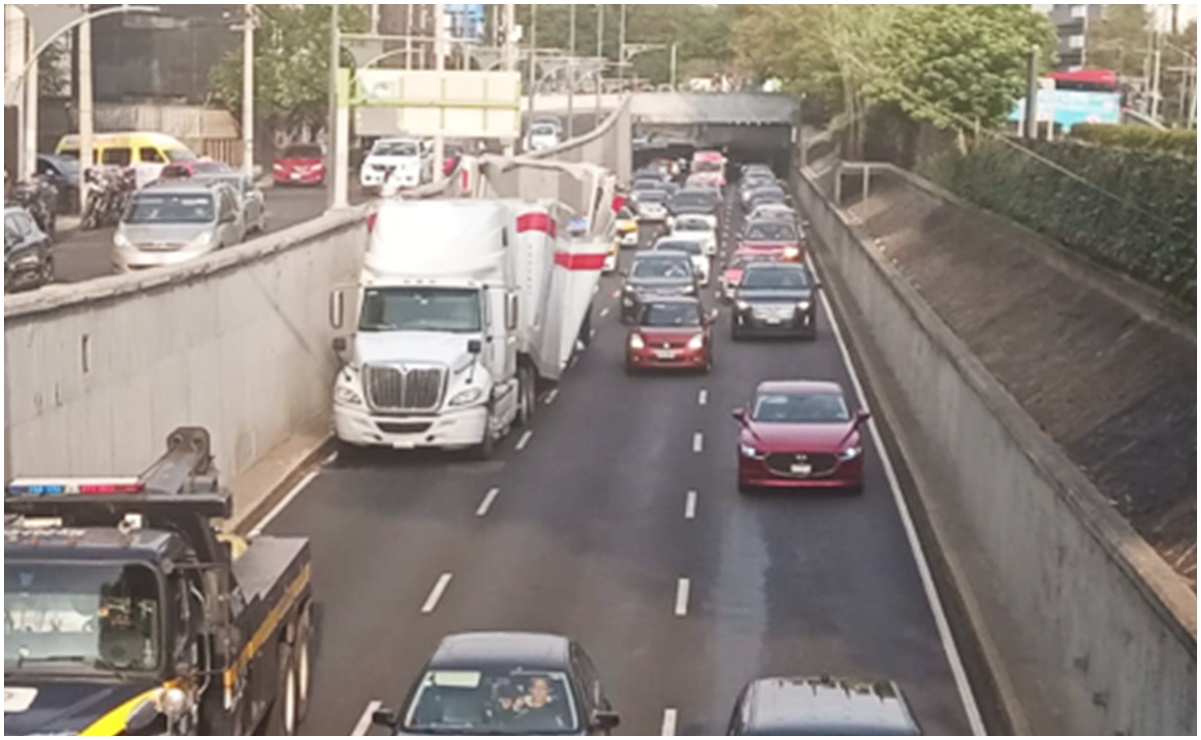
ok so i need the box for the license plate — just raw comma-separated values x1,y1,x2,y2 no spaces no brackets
290,172,302,179
791,463,812,475
391,440,417,449
655,350,676,359
766,317,782,325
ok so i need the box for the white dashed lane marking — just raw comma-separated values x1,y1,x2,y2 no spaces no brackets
421,573,453,614
515,430,534,451
685,490,697,520
692,432,703,453
476,487,500,517
674,578,691,617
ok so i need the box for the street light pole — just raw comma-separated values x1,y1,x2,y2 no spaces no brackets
618,4,626,90
527,4,537,129
242,3,254,176
670,42,677,91
78,11,93,213
434,2,445,173
24,20,38,180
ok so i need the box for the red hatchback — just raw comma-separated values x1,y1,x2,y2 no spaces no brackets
626,297,714,373
273,143,326,186
733,380,869,493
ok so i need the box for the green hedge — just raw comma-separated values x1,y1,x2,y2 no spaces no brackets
917,137,1197,307
1069,124,1197,158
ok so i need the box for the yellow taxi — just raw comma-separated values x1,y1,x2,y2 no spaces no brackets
615,205,639,249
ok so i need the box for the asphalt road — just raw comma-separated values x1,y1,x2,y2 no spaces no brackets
262,188,978,736
49,183,362,284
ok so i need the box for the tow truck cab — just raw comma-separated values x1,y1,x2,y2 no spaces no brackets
4,427,313,736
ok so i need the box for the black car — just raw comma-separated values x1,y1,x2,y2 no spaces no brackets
667,188,720,220
372,632,620,736
620,251,699,323
4,204,54,292
727,676,922,735
731,262,820,340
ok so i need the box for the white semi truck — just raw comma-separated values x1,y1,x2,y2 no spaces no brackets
329,197,610,458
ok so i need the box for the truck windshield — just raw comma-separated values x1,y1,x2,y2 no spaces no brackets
360,287,481,333
5,561,162,675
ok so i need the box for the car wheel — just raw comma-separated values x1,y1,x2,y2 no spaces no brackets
267,643,297,736
42,256,55,285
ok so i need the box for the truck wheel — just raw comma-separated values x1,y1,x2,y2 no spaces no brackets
268,643,298,735
295,607,313,723
473,412,495,461
515,367,535,428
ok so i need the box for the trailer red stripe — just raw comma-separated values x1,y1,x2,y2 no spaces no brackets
554,251,607,270
517,212,556,236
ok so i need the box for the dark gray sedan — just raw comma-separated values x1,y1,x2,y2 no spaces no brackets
730,262,820,340
620,251,699,323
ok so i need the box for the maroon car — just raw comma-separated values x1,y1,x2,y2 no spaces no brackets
739,219,804,263
273,143,326,186
626,297,714,373
733,380,869,494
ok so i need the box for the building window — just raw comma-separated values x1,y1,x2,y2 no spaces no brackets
1069,34,1085,49
1071,5,1087,19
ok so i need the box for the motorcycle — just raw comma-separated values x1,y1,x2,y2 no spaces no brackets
82,166,136,230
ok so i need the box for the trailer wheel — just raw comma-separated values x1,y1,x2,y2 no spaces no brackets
268,643,298,736
296,607,313,723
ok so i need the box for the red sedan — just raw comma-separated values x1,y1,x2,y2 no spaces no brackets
740,219,804,263
273,143,326,186
733,380,869,493
626,297,714,373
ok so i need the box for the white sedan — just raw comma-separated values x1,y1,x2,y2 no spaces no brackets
652,236,710,285
667,214,717,258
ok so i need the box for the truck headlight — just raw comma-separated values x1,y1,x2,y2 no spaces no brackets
449,387,485,407
335,385,363,406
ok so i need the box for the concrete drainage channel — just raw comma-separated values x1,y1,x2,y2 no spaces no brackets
790,163,1196,735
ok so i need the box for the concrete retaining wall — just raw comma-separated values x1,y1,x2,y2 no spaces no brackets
793,167,1196,735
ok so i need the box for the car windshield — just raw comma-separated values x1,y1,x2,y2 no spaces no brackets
402,669,580,735
641,302,702,327
5,561,162,675
674,217,712,232
124,193,214,224
374,141,419,157
753,392,850,423
741,267,810,290
655,240,702,255
745,223,797,241
632,256,692,279
693,160,722,173
283,144,323,158
531,125,558,137
359,287,481,333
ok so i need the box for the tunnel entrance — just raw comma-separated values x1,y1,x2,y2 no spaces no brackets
632,124,795,184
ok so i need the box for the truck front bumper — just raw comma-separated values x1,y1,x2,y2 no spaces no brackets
334,404,487,449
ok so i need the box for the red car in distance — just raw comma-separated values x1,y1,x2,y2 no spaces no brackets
273,143,326,186
626,297,715,374
740,219,804,263
733,380,869,494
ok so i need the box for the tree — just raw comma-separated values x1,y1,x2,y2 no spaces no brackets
209,4,368,139
1086,4,1153,80
864,5,1057,130
38,37,70,98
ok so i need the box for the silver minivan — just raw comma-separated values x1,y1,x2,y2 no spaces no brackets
113,181,245,272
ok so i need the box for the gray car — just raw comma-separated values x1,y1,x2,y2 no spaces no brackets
113,181,245,272
4,205,54,292
727,676,922,735
191,171,267,234
620,251,698,323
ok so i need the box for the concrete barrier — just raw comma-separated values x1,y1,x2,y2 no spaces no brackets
792,166,1197,735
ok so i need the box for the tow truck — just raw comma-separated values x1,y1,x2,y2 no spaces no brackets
3,427,313,736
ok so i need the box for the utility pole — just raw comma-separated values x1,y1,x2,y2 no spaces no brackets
1150,30,1163,121
617,4,626,90
1023,46,1038,139
568,4,576,56
567,59,575,140
596,3,603,58
78,10,93,213
328,3,348,210
24,18,38,179
242,3,254,176
527,3,537,131
503,2,516,155
370,3,379,35
434,2,445,172
670,42,678,90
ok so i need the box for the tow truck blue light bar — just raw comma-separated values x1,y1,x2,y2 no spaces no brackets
6,478,145,496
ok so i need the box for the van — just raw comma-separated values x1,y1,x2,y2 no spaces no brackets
55,132,197,188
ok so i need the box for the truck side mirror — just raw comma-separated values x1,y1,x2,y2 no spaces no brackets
329,289,345,329
505,293,519,332
467,338,482,354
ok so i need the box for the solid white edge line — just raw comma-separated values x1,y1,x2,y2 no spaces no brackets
515,430,534,450
322,450,338,466
543,388,559,405
661,707,679,736
421,573,453,614
247,470,318,537
698,388,708,406
806,253,986,735
600,306,610,317
476,487,500,517
692,432,703,453
352,699,382,735
685,490,697,520
674,578,690,617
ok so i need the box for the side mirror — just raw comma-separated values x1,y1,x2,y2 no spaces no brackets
813,279,823,289
329,289,345,329
332,336,348,353
618,269,628,277
732,407,746,423
467,338,483,354
855,409,871,425
591,709,621,732
372,708,399,729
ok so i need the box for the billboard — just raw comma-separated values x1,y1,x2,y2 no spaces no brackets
445,4,486,41
1009,89,1122,130
347,69,521,138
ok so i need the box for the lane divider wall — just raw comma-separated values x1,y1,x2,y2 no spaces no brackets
791,163,1197,735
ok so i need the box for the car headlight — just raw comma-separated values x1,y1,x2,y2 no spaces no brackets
735,300,750,311
681,284,696,296
114,232,131,248
797,300,811,311
629,333,645,349
686,333,704,350
334,385,363,406
273,163,284,171
782,247,800,259
187,231,215,250
739,443,763,459
449,387,485,407
839,446,863,461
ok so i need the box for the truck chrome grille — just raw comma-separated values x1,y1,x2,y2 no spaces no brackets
364,364,446,412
